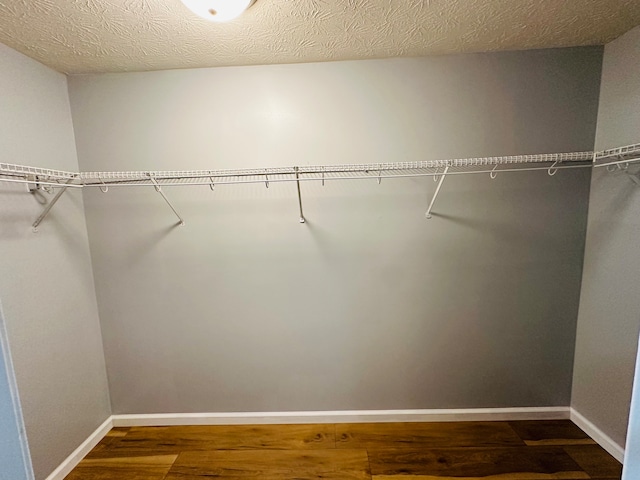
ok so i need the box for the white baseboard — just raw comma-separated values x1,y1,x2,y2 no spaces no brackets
44,417,113,480
570,408,625,463
111,406,570,427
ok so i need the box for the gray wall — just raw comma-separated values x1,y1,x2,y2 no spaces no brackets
572,26,640,449
0,44,111,479
68,47,602,415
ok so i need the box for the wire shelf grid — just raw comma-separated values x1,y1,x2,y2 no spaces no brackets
0,162,81,189
73,151,594,188
0,148,628,190
594,143,640,168
2,146,634,230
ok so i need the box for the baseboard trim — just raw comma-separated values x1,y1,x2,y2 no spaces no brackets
570,408,625,463
44,417,113,480
111,406,570,427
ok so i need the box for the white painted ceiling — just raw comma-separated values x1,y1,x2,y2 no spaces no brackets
0,0,639,74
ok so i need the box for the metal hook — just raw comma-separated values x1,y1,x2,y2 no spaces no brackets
209,177,215,191
99,178,109,193
265,174,269,189
490,164,499,179
433,167,440,182
548,159,559,176
321,167,325,187
378,170,382,185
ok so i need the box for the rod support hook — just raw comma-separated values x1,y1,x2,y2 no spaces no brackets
99,177,109,193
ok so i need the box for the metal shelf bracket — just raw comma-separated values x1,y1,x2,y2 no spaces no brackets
425,165,450,219
32,179,75,232
295,167,305,224
149,176,185,227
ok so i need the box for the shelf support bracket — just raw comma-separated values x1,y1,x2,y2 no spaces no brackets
32,178,75,232
426,165,450,219
149,176,185,226
295,167,305,224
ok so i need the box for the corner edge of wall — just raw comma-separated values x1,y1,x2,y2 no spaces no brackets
570,407,625,462
44,416,113,480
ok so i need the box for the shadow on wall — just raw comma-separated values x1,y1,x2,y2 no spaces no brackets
585,170,639,268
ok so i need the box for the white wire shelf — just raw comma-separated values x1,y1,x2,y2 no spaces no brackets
594,142,640,168
3,145,638,190
2,144,636,230
75,151,595,188
0,162,81,188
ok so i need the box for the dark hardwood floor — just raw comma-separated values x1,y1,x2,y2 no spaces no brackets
64,420,623,479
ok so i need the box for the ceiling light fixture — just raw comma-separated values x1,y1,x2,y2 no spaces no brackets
180,0,256,22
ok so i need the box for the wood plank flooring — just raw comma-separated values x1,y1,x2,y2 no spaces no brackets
64,420,623,480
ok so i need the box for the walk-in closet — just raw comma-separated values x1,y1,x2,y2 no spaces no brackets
1,1,640,479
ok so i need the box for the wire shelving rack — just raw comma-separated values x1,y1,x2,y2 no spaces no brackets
1,142,639,229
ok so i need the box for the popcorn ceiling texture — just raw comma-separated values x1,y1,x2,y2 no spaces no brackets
0,0,639,74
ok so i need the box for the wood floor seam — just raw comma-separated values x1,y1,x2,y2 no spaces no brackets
366,448,373,480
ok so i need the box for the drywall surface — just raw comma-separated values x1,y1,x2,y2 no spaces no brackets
0,43,111,479
572,26,640,449
0,306,33,480
69,47,601,414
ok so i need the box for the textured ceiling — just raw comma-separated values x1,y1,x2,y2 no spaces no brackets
0,0,639,74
